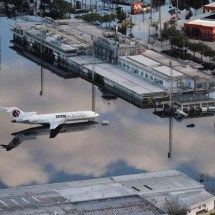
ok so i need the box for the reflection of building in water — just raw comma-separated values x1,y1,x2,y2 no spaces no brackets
154,94,215,119
0,170,214,214
99,88,118,100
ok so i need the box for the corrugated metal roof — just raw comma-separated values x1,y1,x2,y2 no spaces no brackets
74,196,163,215
0,170,214,214
68,55,165,95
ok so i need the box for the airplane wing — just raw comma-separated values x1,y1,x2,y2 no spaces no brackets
49,119,65,130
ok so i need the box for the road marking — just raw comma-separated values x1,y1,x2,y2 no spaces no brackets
0,200,8,207
32,196,40,202
21,198,30,204
10,199,21,206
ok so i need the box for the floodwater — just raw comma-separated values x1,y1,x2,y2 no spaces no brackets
0,17,215,190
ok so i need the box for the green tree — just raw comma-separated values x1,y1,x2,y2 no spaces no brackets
118,21,134,36
170,0,209,11
187,42,199,58
196,42,210,60
116,6,126,23
202,46,215,62
47,0,73,19
152,0,166,8
151,21,159,38
102,14,112,28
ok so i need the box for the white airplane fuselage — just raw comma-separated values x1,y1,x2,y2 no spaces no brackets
13,111,99,125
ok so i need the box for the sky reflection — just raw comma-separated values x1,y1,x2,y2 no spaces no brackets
0,18,215,188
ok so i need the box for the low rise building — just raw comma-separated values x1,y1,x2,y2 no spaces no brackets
0,170,214,215
185,3,215,42
10,18,215,108
203,2,215,12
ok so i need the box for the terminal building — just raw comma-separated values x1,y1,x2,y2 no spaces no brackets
10,18,215,108
0,170,214,215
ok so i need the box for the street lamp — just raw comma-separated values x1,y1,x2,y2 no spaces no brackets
91,35,95,112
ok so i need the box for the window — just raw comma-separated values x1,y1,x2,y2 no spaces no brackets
145,73,148,78
159,80,163,85
150,76,153,80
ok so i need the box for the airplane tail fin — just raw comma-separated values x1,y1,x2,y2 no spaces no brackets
0,106,25,120
1,145,7,148
0,144,12,151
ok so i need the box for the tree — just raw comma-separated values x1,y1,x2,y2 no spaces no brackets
196,42,210,60
151,21,159,38
170,0,209,12
163,199,187,215
102,14,112,28
187,42,198,58
152,0,166,8
201,46,215,62
48,0,73,19
118,21,134,36
116,6,126,23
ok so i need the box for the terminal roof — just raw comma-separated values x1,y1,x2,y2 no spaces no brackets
68,55,165,95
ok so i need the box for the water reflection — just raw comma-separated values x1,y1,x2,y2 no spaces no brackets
1,17,215,189
1,121,99,151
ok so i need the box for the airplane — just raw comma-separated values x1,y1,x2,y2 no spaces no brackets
1,121,99,151
0,106,99,135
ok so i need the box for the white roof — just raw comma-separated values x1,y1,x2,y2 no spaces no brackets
68,55,165,95
185,19,215,27
204,2,215,8
125,55,161,67
84,63,164,94
59,183,132,202
112,170,204,194
153,65,184,78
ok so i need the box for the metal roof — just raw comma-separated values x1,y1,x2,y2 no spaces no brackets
0,170,214,215
119,55,185,80
74,196,162,215
126,55,161,67
68,55,165,95
153,65,184,78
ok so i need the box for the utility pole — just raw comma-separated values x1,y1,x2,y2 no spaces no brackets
168,61,173,159
0,19,1,72
40,31,44,96
91,36,95,112
159,0,162,38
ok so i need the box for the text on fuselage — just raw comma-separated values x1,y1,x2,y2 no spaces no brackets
55,113,86,119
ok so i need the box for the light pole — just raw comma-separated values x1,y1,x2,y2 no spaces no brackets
168,61,173,159
40,31,45,96
159,0,162,38
91,35,95,112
